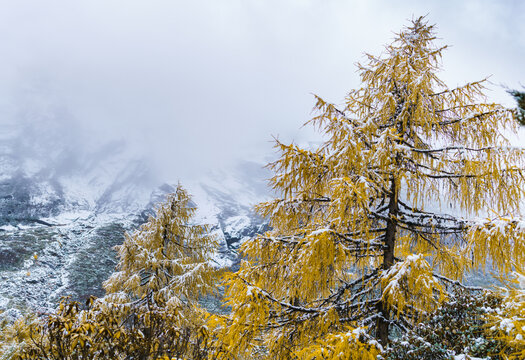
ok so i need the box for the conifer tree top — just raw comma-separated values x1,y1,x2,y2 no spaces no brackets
104,184,218,314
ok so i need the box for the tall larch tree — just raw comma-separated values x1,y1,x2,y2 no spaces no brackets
213,17,525,359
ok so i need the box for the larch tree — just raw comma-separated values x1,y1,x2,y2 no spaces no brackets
102,184,219,359
3,185,221,360
213,17,525,359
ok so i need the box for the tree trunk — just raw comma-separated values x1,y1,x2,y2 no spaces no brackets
377,178,398,345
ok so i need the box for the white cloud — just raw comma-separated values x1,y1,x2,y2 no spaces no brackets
0,0,522,180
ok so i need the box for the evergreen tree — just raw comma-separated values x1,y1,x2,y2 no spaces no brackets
383,290,506,359
508,88,525,125
212,17,525,359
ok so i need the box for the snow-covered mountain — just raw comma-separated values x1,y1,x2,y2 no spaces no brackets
0,124,270,317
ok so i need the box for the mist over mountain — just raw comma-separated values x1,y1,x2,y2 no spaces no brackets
0,114,271,317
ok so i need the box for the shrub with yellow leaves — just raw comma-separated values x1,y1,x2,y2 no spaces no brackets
486,272,525,359
0,312,39,359
6,296,214,360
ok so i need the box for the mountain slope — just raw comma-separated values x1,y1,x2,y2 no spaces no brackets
0,129,270,316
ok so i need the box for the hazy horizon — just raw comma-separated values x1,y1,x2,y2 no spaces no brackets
0,0,523,182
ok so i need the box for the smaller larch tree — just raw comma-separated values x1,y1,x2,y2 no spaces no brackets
5,185,221,360
102,184,219,359
212,17,525,360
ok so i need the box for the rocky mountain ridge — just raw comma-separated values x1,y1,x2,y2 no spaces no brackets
0,128,270,318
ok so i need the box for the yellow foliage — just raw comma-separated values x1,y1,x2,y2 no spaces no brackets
487,272,525,359
103,184,219,330
0,314,39,359
214,16,525,359
295,328,381,360
381,254,447,318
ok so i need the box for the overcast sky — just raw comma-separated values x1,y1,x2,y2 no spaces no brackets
0,0,523,181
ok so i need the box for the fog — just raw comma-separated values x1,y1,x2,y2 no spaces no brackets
0,0,523,182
